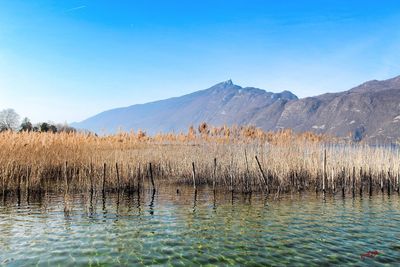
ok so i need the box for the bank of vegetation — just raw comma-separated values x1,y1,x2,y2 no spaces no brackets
0,122,398,199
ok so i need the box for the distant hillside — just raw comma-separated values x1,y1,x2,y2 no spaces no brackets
72,80,298,134
72,76,400,143
276,75,400,143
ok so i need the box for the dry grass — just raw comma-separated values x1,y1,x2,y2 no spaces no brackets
0,126,399,196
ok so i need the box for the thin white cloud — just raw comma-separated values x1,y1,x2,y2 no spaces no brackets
66,5,87,12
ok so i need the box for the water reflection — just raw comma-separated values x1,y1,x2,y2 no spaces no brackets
0,187,399,266
149,189,155,216
192,190,197,213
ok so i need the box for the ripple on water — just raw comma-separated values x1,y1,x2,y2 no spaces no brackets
0,188,400,266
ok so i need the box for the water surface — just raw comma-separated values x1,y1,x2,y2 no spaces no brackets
1,187,399,266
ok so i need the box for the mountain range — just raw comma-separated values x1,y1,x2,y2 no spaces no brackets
72,75,400,143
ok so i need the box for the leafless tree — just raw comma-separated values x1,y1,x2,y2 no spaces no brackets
56,123,76,133
0,108,20,132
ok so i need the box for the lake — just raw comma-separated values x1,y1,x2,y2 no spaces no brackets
1,186,399,266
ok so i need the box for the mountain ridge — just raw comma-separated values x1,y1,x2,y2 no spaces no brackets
72,75,400,142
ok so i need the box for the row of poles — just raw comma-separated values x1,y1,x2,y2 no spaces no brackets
320,149,400,197
3,149,400,203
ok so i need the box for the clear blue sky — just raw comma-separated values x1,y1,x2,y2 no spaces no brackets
1,0,400,123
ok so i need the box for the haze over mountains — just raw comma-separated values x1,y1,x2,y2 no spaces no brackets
73,75,400,142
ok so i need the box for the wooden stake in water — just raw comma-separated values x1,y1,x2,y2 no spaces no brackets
90,162,94,195
127,164,133,193
352,166,355,197
64,161,69,195
137,163,141,192
255,156,267,192
25,166,30,195
369,168,373,196
116,162,120,190
149,163,155,191
359,167,363,196
322,149,326,194
17,173,21,205
229,173,234,193
213,158,217,192
245,149,251,193
102,163,106,195
192,162,197,191
1,174,5,198
341,167,345,196
76,166,80,190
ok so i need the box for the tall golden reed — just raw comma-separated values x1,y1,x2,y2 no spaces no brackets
0,126,398,195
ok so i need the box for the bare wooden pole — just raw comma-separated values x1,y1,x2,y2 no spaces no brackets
25,166,31,203
90,162,94,195
71,163,75,191
245,149,251,193
359,167,363,196
192,162,197,191
127,164,133,193
322,149,326,194
116,162,120,190
137,163,141,192
213,158,217,192
64,161,69,195
341,167,345,196
352,166,355,197
230,172,234,193
76,166,80,191
17,171,21,205
369,168,373,196
149,163,155,190
255,156,267,192
55,165,60,191
102,163,106,195
1,167,5,198
26,166,30,194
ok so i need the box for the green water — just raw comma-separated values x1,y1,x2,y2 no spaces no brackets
0,187,400,266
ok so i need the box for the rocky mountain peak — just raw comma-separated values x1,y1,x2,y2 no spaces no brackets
223,79,233,86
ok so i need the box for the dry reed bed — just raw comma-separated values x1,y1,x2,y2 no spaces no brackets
0,129,399,196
